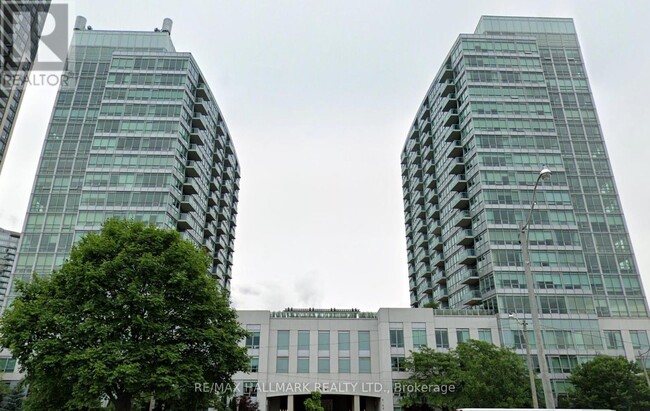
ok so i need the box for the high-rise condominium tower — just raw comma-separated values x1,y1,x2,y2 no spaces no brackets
0,228,20,308
4,17,240,307
0,1,52,173
401,16,648,384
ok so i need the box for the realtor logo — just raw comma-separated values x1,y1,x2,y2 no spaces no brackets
3,2,69,72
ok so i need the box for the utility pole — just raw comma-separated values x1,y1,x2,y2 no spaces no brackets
510,313,539,408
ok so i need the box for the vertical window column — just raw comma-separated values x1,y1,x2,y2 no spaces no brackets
338,331,350,373
276,330,289,373
358,330,371,373
297,330,310,373
318,331,330,373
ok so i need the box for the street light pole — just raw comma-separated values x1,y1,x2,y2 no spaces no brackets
519,167,555,409
510,314,538,408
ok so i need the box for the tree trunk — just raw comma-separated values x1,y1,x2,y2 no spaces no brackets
113,393,133,411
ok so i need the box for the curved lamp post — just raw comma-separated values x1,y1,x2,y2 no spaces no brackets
519,167,555,409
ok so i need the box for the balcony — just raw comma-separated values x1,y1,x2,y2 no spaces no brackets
447,140,464,158
460,268,480,286
421,119,431,134
421,145,433,160
210,179,220,193
434,286,449,301
190,128,206,145
185,160,200,178
426,203,439,219
177,213,192,230
414,232,428,247
432,224,442,236
459,249,477,265
183,178,199,195
204,220,216,238
462,289,482,306
440,79,455,97
424,174,436,189
195,97,209,114
418,280,433,295
409,278,417,291
450,174,467,192
456,229,474,246
213,148,224,163
216,221,229,236
441,93,457,112
180,195,198,213
449,157,465,174
432,241,443,252
206,206,217,222
452,192,469,209
423,158,435,175
196,83,208,99
439,64,453,82
425,189,439,204
188,144,202,161
443,109,459,127
445,124,461,142
433,269,447,285
431,251,445,268
454,210,472,227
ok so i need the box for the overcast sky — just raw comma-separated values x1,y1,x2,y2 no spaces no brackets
1,0,649,311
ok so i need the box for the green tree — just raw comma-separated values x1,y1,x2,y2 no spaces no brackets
304,391,325,411
422,301,439,309
0,219,249,411
568,355,650,411
0,384,24,411
401,340,531,410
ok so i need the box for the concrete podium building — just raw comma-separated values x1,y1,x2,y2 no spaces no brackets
232,308,650,411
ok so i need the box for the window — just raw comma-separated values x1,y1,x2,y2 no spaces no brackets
604,330,623,349
358,331,370,351
297,358,309,373
435,329,449,348
277,330,289,351
631,330,650,351
250,357,259,373
391,356,406,372
338,357,351,373
478,329,493,343
456,328,470,343
338,331,350,351
412,328,427,348
359,357,371,373
298,330,310,351
276,357,289,373
318,357,330,373
245,327,260,349
0,358,16,373
243,381,257,397
318,331,330,351
390,329,405,348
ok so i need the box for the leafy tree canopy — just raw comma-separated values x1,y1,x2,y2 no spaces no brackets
568,354,650,411
0,219,249,411
304,391,325,411
401,340,531,410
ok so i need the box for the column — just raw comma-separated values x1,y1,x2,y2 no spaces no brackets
353,395,360,411
288,394,294,411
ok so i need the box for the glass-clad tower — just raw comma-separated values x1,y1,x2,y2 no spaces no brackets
0,228,20,308
402,16,648,394
0,0,52,173
4,17,239,308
